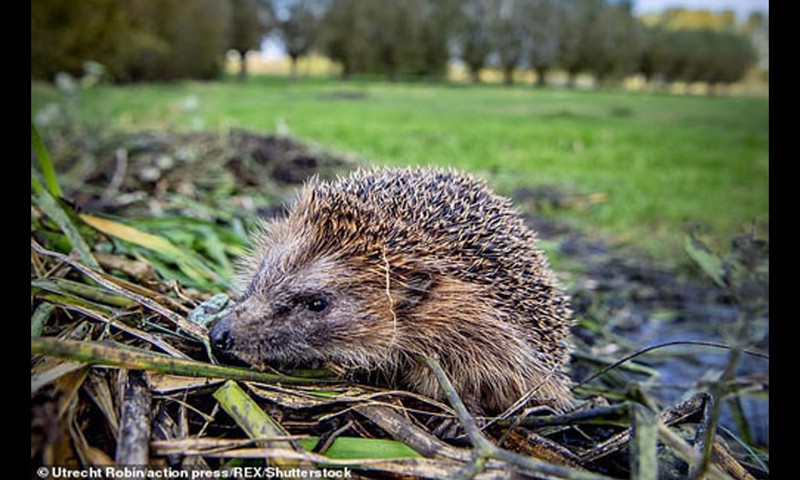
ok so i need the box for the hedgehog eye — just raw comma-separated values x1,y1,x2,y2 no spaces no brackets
305,297,329,313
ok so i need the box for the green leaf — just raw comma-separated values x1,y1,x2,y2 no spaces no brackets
684,236,725,287
31,165,45,195
34,189,100,270
297,437,420,460
31,123,63,198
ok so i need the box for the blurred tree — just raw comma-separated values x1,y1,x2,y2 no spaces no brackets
661,29,693,83
417,0,462,79
321,0,456,80
743,11,768,72
682,30,715,83
142,0,232,80
558,0,592,88
373,0,416,79
703,30,756,93
32,0,146,80
278,0,323,80
33,0,757,88
557,0,642,88
598,1,643,86
320,0,373,78
638,27,755,92
488,0,529,86
638,25,671,86
230,0,274,80
742,11,766,34
32,0,234,82
524,0,563,87
581,1,638,87
455,0,494,83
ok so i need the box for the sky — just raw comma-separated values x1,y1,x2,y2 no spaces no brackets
634,0,769,19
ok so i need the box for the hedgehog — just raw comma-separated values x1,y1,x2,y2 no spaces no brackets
209,167,574,413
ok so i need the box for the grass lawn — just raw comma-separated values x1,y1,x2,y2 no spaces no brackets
31,76,768,261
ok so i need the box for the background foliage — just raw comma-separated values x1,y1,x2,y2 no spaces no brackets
31,0,763,88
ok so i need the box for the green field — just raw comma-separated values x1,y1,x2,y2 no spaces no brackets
31,77,768,260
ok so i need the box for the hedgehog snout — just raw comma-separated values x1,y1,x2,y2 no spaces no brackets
209,316,235,355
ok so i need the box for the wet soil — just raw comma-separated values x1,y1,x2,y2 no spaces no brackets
517,204,768,448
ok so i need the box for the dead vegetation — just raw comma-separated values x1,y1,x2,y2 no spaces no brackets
31,126,768,479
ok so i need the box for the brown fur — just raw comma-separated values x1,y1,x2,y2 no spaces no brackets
221,167,574,413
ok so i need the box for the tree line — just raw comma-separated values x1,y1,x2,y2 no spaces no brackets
31,0,759,88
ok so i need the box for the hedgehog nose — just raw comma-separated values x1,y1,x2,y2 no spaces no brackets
209,316,234,353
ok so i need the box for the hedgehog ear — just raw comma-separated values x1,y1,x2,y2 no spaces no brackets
396,269,435,310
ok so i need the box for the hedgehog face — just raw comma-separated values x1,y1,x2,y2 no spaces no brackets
209,250,399,370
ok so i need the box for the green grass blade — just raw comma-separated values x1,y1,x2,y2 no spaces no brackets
81,213,188,258
297,437,420,460
630,404,658,480
80,213,227,287
214,382,419,466
214,381,298,468
197,226,235,277
31,123,63,198
684,236,725,287
31,165,45,195
32,278,134,308
34,189,101,270
31,337,336,385
31,303,55,337
33,292,115,317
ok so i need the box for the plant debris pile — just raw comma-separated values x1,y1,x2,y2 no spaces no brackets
41,128,353,217
31,128,768,479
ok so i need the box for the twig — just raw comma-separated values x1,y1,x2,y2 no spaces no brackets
656,424,733,480
416,354,613,480
496,403,630,429
579,393,709,463
690,393,716,479
354,404,468,461
501,429,584,469
115,370,152,465
691,345,744,479
688,233,766,480
709,441,758,480
574,341,768,390
313,419,353,454
105,147,128,198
